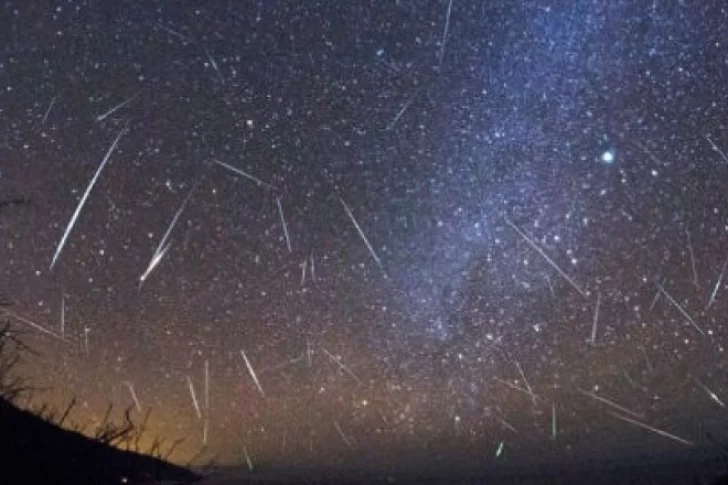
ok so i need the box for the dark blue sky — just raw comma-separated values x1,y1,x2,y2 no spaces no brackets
1,0,728,475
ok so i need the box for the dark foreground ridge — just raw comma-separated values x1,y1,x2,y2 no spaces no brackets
0,394,201,485
0,303,200,485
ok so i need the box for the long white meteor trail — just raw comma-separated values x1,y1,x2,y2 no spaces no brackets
50,128,126,270
139,181,199,288
340,196,385,274
213,159,278,191
504,216,586,297
240,349,265,398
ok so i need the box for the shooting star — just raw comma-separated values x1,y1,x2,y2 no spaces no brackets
686,227,699,290
705,135,728,165
656,283,704,335
240,349,265,398
204,49,225,83
0,307,62,340
340,196,385,275
498,418,518,433
495,441,505,458
493,377,537,401
504,216,587,297
437,0,454,70
42,94,57,125
50,128,126,270
212,159,278,191
577,387,644,419
139,181,199,288
277,197,292,253
334,421,353,449
321,347,363,385
186,375,202,420
649,281,663,311
706,256,728,310
157,22,193,43
691,375,726,408
125,381,142,412
590,291,601,345
386,90,420,131
243,444,254,471
515,360,538,406
608,412,693,447
83,326,90,355
300,258,307,286
310,253,317,283
138,242,172,289
151,180,199,252
96,92,141,122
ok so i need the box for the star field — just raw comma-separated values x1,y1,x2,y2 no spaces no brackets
1,0,728,476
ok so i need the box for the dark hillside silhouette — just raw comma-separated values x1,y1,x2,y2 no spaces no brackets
0,318,200,485
0,395,200,485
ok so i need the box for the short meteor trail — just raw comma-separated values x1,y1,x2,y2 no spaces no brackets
707,256,728,310
42,94,57,124
340,196,385,275
656,283,704,335
321,346,363,385
186,375,202,420
96,92,141,122
685,227,699,290
515,360,537,406
691,375,726,408
240,349,265,398
334,421,353,449
212,159,278,191
590,291,601,345
277,197,292,253
125,381,142,412
504,216,587,297
705,135,728,165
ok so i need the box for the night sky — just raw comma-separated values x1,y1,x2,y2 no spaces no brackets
2,0,728,476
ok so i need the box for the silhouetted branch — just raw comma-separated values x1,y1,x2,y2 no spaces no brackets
133,407,153,452
148,435,165,459
0,322,34,403
57,397,77,427
94,403,136,446
164,437,186,461
185,444,208,468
